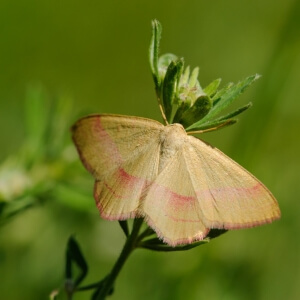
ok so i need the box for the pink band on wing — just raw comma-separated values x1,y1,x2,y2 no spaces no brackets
94,116,123,165
92,149,271,228
195,182,263,200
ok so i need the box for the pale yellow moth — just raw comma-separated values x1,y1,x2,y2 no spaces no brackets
72,114,280,246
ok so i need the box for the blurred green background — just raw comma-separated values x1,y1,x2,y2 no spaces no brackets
0,0,299,299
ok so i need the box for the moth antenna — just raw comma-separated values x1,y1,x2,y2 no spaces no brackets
187,120,233,135
157,96,169,125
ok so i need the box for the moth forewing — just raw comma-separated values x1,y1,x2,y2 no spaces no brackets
72,114,164,219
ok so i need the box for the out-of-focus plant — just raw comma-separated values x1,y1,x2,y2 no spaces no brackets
0,88,93,226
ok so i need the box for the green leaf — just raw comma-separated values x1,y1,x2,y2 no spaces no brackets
187,102,251,131
206,229,228,239
212,82,234,106
139,237,209,252
186,75,259,131
162,59,184,122
172,101,191,123
178,95,212,128
214,102,252,122
188,67,200,88
205,74,259,121
137,226,156,241
187,118,237,132
158,53,178,79
180,65,190,86
203,78,222,97
149,20,162,90
65,236,88,288
174,59,184,95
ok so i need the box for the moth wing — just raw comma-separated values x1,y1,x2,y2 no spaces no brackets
142,147,209,246
142,135,280,246
186,136,281,229
72,114,164,219
71,114,164,178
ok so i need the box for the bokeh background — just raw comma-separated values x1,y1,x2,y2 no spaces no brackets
0,0,299,299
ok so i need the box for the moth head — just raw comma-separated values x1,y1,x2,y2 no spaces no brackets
160,123,187,147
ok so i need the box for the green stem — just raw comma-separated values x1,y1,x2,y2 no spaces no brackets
94,218,144,299
137,226,155,242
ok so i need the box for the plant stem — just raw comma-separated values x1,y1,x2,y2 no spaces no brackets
94,218,144,299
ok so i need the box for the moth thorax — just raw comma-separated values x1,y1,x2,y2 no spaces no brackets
158,124,186,173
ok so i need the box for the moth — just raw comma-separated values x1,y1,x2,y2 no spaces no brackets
72,114,280,246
